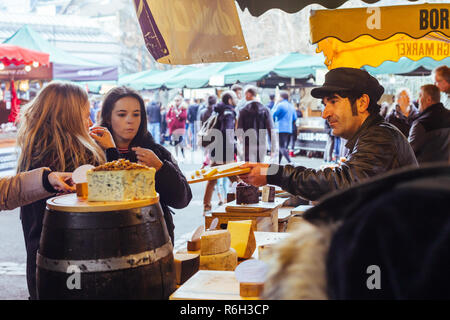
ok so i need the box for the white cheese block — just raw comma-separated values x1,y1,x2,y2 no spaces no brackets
199,248,237,271
87,168,156,201
200,230,231,256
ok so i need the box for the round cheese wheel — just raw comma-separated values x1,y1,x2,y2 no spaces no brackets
200,230,231,256
199,248,237,271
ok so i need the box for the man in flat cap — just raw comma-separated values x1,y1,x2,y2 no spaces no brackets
240,67,418,201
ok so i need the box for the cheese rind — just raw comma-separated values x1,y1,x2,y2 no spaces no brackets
187,239,201,252
200,230,231,256
228,220,256,259
174,253,200,285
199,248,237,271
240,282,264,298
87,168,156,201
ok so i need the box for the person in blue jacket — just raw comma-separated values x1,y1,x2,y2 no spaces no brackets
272,91,297,163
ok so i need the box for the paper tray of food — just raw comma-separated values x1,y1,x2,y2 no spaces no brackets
188,161,250,184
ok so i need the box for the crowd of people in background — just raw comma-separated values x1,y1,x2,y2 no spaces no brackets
323,65,450,165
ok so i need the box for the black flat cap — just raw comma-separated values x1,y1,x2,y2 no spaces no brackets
311,68,384,103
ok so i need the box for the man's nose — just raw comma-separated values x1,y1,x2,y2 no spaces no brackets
321,104,331,120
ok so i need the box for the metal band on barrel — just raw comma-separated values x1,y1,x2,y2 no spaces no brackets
37,241,173,273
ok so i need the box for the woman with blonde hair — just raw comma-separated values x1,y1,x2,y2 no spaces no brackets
17,81,105,299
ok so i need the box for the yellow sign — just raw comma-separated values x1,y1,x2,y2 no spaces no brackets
317,33,450,69
133,0,250,65
310,3,450,44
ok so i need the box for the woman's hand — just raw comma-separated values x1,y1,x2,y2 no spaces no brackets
48,172,76,193
132,147,163,171
89,126,116,150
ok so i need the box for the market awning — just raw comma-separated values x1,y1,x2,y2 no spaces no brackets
4,25,118,80
235,0,419,16
0,43,49,66
363,56,450,76
129,66,197,90
119,69,163,86
165,61,249,89
310,3,450,69
217,52,324,84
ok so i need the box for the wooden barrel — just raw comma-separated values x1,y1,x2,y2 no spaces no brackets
36,193,176,300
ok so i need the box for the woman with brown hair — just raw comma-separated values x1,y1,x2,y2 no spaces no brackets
17,81,105,299
90,86,191,245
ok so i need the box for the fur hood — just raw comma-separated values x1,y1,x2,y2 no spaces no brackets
262,221,340,300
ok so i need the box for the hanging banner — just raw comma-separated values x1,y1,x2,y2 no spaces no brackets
133,0,250,65
0,64,52,81
317,33,450,69
310,3,450,44
52,64,118,81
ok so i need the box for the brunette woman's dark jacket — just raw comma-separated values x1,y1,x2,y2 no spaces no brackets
105,133,192,244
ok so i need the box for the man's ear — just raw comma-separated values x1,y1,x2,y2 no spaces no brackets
357,94,370,113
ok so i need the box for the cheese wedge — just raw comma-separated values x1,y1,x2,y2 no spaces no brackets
174,253,200,285
187,239,201,251
227,220,256,259
200,230,231,256
199,248,237,271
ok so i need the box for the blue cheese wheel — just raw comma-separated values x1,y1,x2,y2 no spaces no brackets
87,168,156,201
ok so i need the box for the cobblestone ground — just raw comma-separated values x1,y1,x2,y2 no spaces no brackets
0,147,324,299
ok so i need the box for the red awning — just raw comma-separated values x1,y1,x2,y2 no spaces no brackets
0,43,50,67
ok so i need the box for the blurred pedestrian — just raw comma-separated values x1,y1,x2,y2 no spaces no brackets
385,88,418,138
272,90,297,163
290,104,303,155
408,84,450,164
187,98,200,151
434,65,450,109
166,95,187,160
237,85,274,163
202,91,238,214
232,84,246,114
266,94,275,111
146,99,162,144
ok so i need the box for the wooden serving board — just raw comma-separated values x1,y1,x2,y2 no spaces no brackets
291,205,314,216
169,270,258,300
188,168,250,184
225,197,286,213
187,161,250,184
46,193,160,213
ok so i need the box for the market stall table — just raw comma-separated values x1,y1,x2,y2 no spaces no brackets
205,197,286,232
171,231,290,300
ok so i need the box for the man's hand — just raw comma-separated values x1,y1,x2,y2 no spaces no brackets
239,162,269,187
48,172,76,193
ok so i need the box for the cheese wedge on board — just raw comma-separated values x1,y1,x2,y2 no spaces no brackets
227,220,256,259
200,230,231,256
199,248,237,271
174,253,200,285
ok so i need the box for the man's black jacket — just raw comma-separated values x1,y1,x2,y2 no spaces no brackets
267,113,418,201
408,102,450,164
